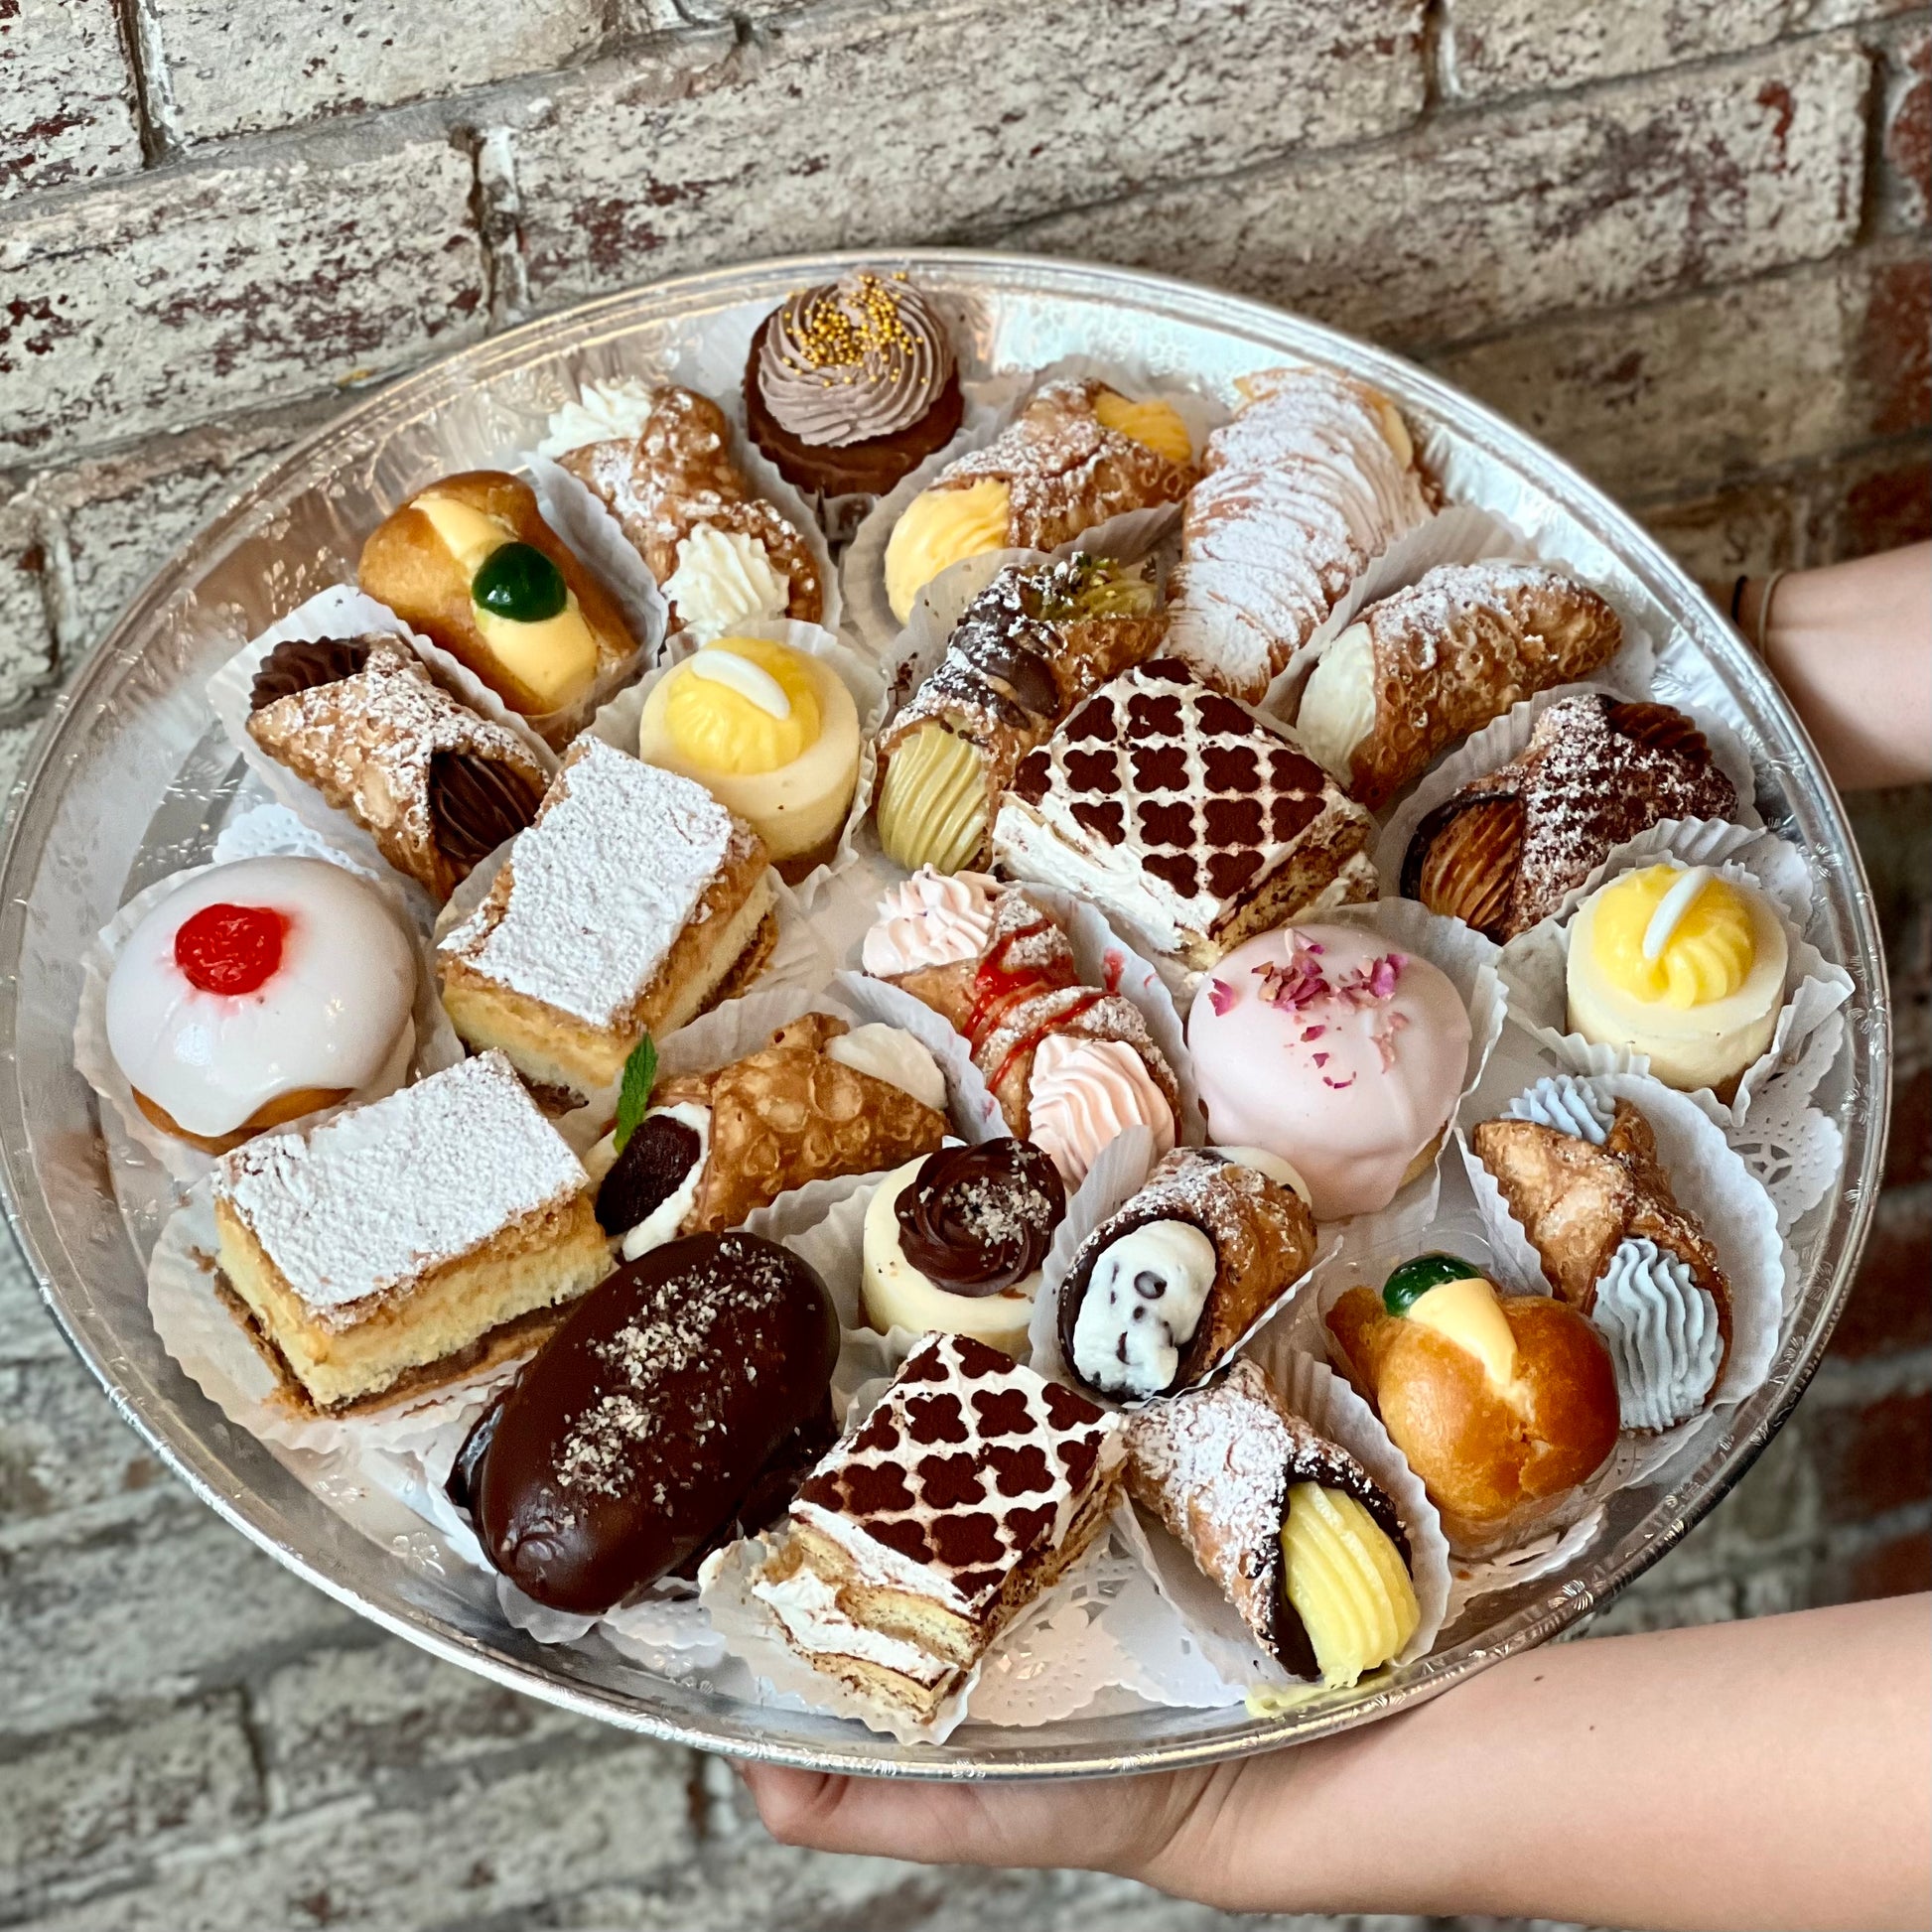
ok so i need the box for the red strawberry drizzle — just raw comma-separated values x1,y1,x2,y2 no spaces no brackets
984,990,1105,1096
175,902,290,997
963,917,1079,1055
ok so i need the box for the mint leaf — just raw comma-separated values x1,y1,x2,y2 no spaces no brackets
613,1035,658,1154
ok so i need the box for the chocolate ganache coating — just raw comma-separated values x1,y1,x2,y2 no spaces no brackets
895,1138,1066,1297
449,1232,839,1614
247,635,375,710
427,748,544,873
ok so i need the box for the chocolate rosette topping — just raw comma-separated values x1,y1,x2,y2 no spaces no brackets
248,635,375,710
427,750,545,873
895,1138,1066,1297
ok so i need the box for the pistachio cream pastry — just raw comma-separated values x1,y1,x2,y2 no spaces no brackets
636,635,861,883
743,271,963,501
861,1137,1067,1355
1565,864,1787,1096
359,472,637,740
1126,1359,1422,1688
883,377,1196,621
873,553,1165,875
1327,1255,1619,1552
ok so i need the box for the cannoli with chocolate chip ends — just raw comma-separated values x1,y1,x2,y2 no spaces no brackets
1399,694,1737,941
1294,562,1623,812
358,470,637,739
873,552,1167,875
553,385,825,636
246,633,548,902
1057,1148,1316,1401
1126,1359,1421,1686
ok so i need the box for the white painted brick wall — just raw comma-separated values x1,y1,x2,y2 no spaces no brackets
0,0,141,201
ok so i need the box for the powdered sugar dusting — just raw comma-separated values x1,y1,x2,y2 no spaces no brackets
440,739,745,1028
215,1049,587,1317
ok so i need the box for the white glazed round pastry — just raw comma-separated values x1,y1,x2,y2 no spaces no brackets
860,1140,1066,1355
104,856,417,1150
1185,922,1470,1220
1566,863,1787,1094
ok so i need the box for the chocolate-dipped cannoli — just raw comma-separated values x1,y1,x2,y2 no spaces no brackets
861,871,1180,1185
873,552,1166,875
246,634,548,902
449,1231,840,1614
1057,1147,1316,1401
1126,1358,1420,1688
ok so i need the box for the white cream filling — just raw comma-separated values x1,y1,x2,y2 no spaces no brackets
662,525,791,645
585,1102,713,1260
754,1564,953,1685
826,1024,947,1112
537,377,658,458
1211,1145,1313,1203
1294,622,1377,781
1507,1075,1614,1145
1593,1236,1722,1433
1070,1218,1218,1399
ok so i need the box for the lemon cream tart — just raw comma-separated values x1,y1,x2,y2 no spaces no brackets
637,636,860,883
1566,864,1787,1094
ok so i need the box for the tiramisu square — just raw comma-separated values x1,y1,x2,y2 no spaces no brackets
993,658,1377,971
754,1332,1125,1723
211,1050,610,1412
436,737,775,1099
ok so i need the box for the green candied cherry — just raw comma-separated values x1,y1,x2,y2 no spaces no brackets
1382,1252,1483,1316
473,541,568,622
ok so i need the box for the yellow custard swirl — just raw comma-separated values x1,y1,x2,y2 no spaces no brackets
661,636,819,774
884,479,1013,622
1092,388,1192,466
876,723,987,874
1588,864,1755,1009
1281,1483,1420,1689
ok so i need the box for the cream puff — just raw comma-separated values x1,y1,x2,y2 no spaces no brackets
358,470,636,736
105,857,417,1154
861,1137,1066,1355
1185,923,1471,1219
1326,1255,1619,1552
636,636,861,883
1565,864,1787,1096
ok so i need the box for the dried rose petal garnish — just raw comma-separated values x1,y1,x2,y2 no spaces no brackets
1207,977,1236,1017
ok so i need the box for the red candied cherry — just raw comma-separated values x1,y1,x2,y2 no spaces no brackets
175,902,290,996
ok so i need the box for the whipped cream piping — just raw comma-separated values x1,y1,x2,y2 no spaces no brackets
1593,1235,1722,1432
1508,1074,1615,1145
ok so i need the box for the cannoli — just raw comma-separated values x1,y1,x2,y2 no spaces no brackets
1057,1147,1316,1401
1296,563,1623,812
436,739,776,1102
212,1051,611,1414
873,552,1166,875
550,383,825,640
1166,366,1437,703
1327,1253,1619,1551
1401,694,1739,941
246,634,548,902
1471,1080,1732,1432
995,656,1379,972
883,376,1195,621
753,1330,1126,1725
588,1013,948,1256
1126,1358,1421,1687
861,873,1180,1184
358,470,637,739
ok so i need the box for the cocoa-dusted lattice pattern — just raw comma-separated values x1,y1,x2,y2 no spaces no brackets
795,1332,1119,1617
1012,658,1339,910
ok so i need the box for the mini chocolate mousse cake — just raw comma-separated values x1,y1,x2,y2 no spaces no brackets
860,1138,1066,1355
993,659,1378,972
743,270,963,501
753,1331,1125,1724
246,633,547,901
450,1231,840,1614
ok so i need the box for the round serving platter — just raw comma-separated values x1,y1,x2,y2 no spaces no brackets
0,251,1890,1776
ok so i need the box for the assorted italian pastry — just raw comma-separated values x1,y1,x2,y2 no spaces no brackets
109,269,1809,1740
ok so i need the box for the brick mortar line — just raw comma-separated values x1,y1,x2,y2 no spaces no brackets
105,0,183,169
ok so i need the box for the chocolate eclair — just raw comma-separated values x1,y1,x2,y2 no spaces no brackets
1057,1147,1316,1403
449,1231,840,1614
246,633,547,901
861,1137,1066,1356
1126,1359,1421,1688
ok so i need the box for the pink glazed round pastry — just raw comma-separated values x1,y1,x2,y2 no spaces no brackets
1185,923,1470,1220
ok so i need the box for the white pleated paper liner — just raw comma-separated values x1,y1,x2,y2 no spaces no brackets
1371,671,1763,897
584,617,887,917
841,350,1215,660
73,804,465,1190
526,373,840,637
1458,1068,1785,1485
1024,1124,1331,1408
1495,820,1854,1139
